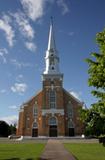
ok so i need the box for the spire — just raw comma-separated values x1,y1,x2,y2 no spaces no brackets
43,18,61,75
47,17,56,53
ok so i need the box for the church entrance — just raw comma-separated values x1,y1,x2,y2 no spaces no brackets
49,117,57,137
32,122,38,137
32,128,38,137
69,128,74,136
68,119,75,136
49,125,57,137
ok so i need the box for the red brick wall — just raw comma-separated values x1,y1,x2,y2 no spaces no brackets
17,78,84,137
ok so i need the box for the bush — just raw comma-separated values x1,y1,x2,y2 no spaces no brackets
98,135,105,146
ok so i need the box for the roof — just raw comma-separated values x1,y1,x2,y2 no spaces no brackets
63,88,83,105
21,90,42,107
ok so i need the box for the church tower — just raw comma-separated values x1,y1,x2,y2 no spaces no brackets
42,18,63,87
17,19,84,137
43,18,61,75
41,18,65,136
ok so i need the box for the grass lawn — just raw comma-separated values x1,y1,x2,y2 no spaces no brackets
0,143,45,160
64,143,105,160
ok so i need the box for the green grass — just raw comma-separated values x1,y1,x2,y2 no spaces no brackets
64,143,105,160
0,143,45,160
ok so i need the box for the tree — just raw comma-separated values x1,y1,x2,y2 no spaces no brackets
9,124,16,134
80,29,105,136
0,121,10,137
80,107,105,136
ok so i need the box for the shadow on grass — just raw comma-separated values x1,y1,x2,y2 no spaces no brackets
73,155,79,160
3,156,78,160
3,158,34,160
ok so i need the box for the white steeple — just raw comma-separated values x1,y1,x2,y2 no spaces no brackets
43,18,60,75
47,18,56,54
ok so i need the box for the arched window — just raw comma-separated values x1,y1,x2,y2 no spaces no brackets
33,122,38,128
49,90,56,109
68,119,74,128
49,117,57,125
67,102,73,117
33,107,38,116
33,101,38,117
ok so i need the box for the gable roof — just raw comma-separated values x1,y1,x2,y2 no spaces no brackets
63,88,83,105
21,90,42,107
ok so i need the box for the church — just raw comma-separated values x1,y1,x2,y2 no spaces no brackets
17,20,84,137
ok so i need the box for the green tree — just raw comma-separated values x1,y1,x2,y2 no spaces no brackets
9,124,16,134
0,121,10,137
81,29,105,136
80,107,105,136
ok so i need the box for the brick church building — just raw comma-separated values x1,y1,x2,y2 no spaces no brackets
17,20,84,137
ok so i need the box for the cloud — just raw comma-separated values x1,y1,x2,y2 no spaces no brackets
10,12,37,51
20,0,45,21
16,74,24,82
56,0,70,15
8,105,18,109
0,115,18,125
10,59,33,68
70,91,82,100
21,0,69,19
0,15,15,46
0,12,35,49
0,48,8,63
11,83,27,94
25,41,37,52
0,89,7,93
12,12,35,40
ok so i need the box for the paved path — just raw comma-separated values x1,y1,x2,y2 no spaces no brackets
40,139,75,160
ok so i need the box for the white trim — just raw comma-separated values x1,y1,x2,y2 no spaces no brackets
44,86,61,88
42,73,63,79
42,109,64,115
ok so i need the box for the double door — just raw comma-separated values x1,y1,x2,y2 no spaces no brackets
32,128,38,137
49,125,57,137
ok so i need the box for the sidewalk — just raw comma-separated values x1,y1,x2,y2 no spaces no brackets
40,139,75,160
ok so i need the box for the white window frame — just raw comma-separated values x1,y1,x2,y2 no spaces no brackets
49,117,57,126
33,101,38,117
67,102,73,117
32,122,38,128
49,90,56,109
68,119,74,128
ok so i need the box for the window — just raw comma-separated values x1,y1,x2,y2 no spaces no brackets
33,107,38,116
33,101,38,117
68,119,74,128
33,122,38,128
51,66,54,70
49,90,56,109
50,57,55,65
67,102,73,117
49,117,57,125
50,81,54,85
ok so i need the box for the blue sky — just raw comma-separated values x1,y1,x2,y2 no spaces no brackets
0,0,105,124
